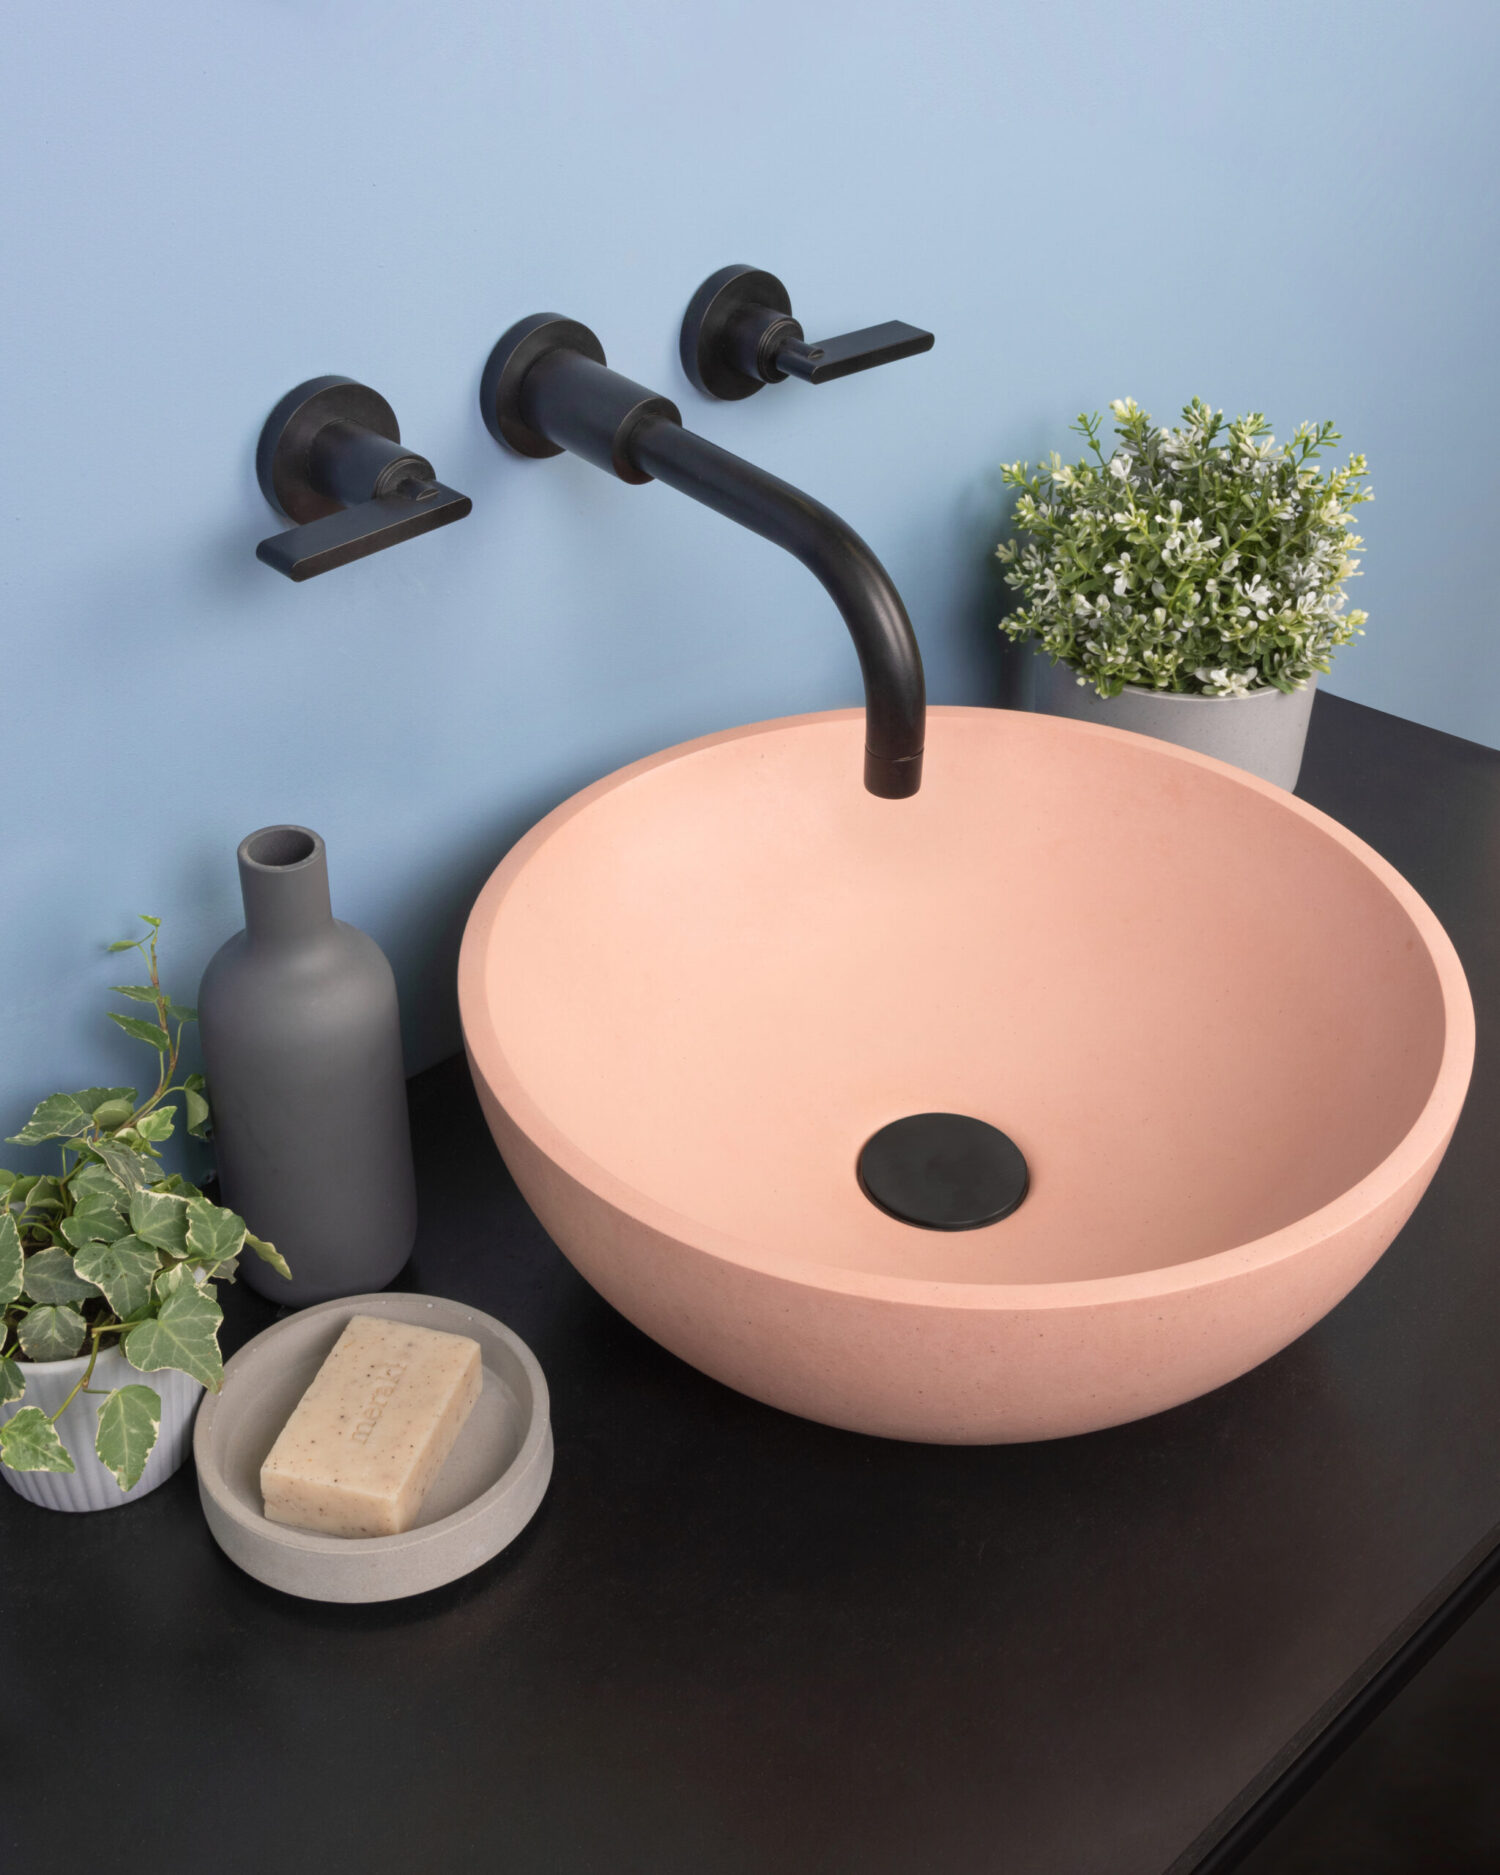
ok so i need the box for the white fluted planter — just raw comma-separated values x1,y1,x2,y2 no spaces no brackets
1018,647,1317,792
0,1347,203,1512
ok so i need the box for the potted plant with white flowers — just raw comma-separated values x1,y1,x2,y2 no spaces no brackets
0,917,289,1512
995,397,1372,789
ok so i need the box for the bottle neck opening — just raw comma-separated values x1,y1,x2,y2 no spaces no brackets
237,825,333,942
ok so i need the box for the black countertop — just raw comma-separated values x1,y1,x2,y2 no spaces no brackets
4,694,1497,1875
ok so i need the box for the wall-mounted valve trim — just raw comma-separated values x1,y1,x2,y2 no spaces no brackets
481,315,925,798
680,265,934,402
255,377,471,581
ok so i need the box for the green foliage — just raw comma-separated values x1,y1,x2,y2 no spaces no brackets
245,1230,292,1283
0,1407,75,1472
94,1384,161,1491
8,1088,134,1146
20,1245,101,1305
996,398,1372,697
0,1214,22,1307
17,1304,87,1361
72,1237,159,1320
0,918,290,1488
128,1188,189,1255
124,1277,224,1391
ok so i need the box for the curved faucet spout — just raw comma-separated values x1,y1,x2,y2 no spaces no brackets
481,317,925,798
627,417,924,798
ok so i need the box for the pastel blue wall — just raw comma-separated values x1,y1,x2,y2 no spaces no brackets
3,1,1497,1137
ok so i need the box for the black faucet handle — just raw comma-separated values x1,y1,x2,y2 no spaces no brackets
775,321,935,386
680,265,934,401
255,482,472,581
254,376,472,581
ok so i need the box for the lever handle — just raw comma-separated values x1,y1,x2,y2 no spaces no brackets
775,321,935,386
256,482,472,581
680,265,934,401
254,376,471,581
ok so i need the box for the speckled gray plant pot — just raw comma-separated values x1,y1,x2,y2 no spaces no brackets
1018,648,1317,792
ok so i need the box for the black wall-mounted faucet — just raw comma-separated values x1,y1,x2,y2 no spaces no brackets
255,377,471,581
480,315,926,799
680,265,934,402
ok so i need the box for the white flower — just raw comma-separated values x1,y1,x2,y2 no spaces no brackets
1194,665,1261,698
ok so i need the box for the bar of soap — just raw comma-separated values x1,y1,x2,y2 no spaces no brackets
261,1314,483,1538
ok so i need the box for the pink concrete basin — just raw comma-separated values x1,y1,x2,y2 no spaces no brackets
459,707,1473,1442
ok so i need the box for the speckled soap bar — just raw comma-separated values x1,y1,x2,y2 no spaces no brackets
261,1314,483,1538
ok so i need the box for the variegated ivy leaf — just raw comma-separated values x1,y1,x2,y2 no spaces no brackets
153,1261,195,1305
183,1075,211,1140
0,1213,22,1308
17,1303,87,1362
6,1087,135,1145
73,1236,160,1321
0,1406,75,1473
129,1187,190,1255
19,1175,62,1213
151,1172,203,1200
135,1108,175,1143
110,1129,160,1159
21,1170,62,1215
124,1279,223,1391
185,1197,245,1270
0,1355,25,1404
90,1097,136,1130
107,1012,171,1054
111,984,164,1004
244,1230,291,1282
71,1162,130,1205
21,1246,101,1305
61,1200,132,1251
94,1384,161,1490
84,1137,153,1191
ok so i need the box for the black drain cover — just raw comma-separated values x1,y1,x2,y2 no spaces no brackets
857,1112,1029,1231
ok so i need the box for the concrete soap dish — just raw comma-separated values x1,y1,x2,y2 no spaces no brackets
195,1292,552,1603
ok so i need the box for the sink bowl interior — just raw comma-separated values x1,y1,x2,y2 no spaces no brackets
472,708,1454,1289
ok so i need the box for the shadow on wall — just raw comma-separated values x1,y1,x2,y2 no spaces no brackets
951,460,1022,708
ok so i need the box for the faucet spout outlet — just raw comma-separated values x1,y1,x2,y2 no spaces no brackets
480,317,925,798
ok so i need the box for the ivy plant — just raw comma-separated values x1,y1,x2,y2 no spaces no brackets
0,918,289,1490
996,398,1372,697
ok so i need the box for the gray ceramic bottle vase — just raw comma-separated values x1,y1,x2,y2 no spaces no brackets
198,826,417,1305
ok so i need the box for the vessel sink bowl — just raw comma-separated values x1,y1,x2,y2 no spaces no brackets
460,707,1473,1442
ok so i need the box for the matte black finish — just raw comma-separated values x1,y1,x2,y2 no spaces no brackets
255,375,471,580
1222,1552,1500,1875
480,317,925,797
6,695,1500,1875
680,263,934,400
1205,1542,1500,1872
197,825,418,1305
857,1112,1029,1229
